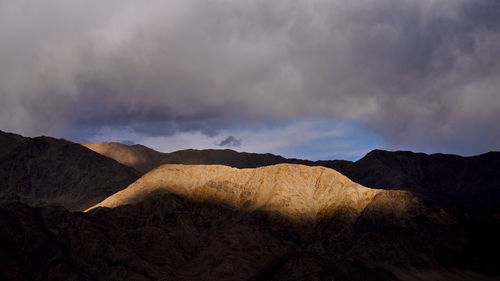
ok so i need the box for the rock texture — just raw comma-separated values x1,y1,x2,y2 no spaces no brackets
336,150,500,211
82,143,500,212
89,164,413,221
1,192,498,281
0,131,141,211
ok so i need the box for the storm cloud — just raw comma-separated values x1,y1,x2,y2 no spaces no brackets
1,0,499,155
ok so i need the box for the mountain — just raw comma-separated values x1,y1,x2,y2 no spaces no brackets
1,178,498,280
83,142,500,212
0,131,498,280
336,150,500,211
88,164,415,222
0,198,399,281
0,131,141,210
159,149,350,170
81,143,350,173
0,131,27,158
81,164,498,280
81,142,165,173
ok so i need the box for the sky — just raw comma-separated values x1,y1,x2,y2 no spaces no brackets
1,0,499,160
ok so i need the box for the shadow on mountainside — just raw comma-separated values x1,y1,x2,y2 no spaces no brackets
0,191,499,281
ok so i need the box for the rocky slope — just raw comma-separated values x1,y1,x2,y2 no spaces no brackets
80,164,499,280
1,191,498,281
0,131,141,211
88,164,414,222
336,150,500,211
0,131,27,158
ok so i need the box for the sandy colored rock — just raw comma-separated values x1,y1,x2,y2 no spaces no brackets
82,141,500,213
91,165,236,210
89,163,413,221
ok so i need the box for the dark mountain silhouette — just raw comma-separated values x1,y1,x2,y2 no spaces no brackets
82,142,351,173
160,149,350,170
0,131,141,210
336,150,500,212
1,191,498,281
0,131,27,158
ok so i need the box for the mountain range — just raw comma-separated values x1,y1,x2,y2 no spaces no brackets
1,130,499,281
83,141,500,212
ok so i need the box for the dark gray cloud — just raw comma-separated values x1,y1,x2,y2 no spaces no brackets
0,0,499,154
218,136,242,148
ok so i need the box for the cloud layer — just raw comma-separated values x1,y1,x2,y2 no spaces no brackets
1,0,499,155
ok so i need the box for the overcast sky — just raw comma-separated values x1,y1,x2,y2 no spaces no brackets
1,0,499,160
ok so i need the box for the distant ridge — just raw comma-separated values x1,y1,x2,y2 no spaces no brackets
338,149,500,211
81,143,350,172
82,142,165,173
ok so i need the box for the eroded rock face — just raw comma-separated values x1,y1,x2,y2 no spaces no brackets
0,132,141,211
89,164,417,222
